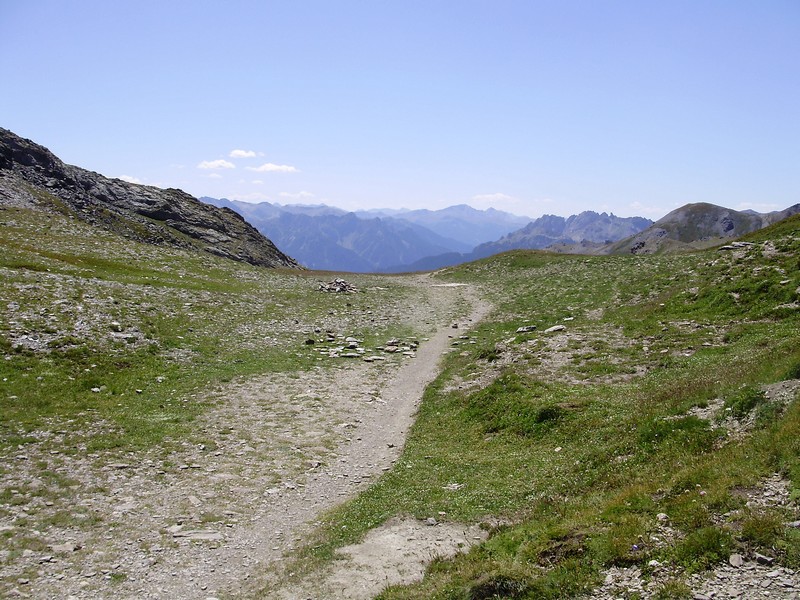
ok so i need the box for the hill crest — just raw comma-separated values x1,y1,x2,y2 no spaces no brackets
0,128,300,269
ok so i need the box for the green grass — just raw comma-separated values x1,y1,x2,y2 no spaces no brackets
274,216,800,598
0,207,436,455
3,205,800,598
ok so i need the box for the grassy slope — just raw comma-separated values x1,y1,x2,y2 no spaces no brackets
0,206,430,457
290,216,800,599
2,205,798,599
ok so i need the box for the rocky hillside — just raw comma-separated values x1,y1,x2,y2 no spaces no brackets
0,128,300,269
609,201,800,255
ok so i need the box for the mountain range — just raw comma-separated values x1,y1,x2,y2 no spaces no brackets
378,211,653,272
202,197,532,272
3,128,798,274
201,198,656,272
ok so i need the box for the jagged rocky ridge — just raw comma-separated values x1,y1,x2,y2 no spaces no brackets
473,211,653,256
390,211,653,271
0,128,300,269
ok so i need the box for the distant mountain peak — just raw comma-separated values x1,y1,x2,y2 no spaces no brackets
608,201,800,255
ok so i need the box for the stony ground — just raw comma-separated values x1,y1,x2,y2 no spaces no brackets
2,262,798,599
0,277,491,600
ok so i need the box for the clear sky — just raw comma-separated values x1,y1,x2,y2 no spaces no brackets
1,1,798,218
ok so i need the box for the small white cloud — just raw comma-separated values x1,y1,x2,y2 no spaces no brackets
229,149,257,158
206,173,223,179
279,191,315,200
252,179,264,185
197,159,235,170
117,175,142,184
246,163,299,173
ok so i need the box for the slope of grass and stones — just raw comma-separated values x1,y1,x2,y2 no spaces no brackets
288,216,800,599
0,206,463,594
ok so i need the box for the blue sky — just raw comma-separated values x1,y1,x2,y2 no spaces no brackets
1,1,798,218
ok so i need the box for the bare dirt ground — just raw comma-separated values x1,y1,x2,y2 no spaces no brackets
0,276,492,600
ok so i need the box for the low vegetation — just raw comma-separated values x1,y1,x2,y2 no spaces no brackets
0,206,455,593
287,215,800,598
1,203,799,598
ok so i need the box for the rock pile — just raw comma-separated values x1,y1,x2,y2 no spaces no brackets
318,278,358,293
306,330,419,362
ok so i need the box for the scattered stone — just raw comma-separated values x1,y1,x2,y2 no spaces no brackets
51,541,78,553
515,325,537,333
544,325,566,333
755,552,775,565
719,241,755,251
729,553,745,567
172,529,224,542
424,517,438,526
318,278,358,293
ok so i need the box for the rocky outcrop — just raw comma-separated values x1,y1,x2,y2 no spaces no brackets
0,128,301,269
472,211,653,259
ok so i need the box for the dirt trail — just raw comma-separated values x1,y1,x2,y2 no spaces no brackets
4,276,490,600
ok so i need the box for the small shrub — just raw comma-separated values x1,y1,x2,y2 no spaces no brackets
777,527,800,568
782,361,800,381
587,515,649,567
653,580,692,599
740,512,783,549
468,573,531,599
672,527,733,572
755,401,785,427
523,558,598,599
724,385,766,419
476,346,501,362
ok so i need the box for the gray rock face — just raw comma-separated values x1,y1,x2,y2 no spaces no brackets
0,128,301,269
